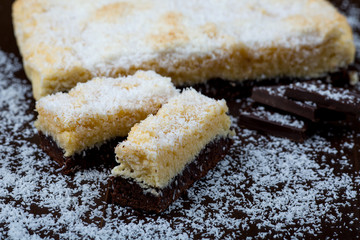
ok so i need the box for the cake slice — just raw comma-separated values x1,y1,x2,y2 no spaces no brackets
110,89,232,212
35,70,179,173
13,0,355,100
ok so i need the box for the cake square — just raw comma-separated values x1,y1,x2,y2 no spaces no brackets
110,89,232,212
35,70,179,172
13,0,355,99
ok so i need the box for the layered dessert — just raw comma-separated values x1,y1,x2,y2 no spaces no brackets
111,89,232,212
12,0,355,99
35,70,179,173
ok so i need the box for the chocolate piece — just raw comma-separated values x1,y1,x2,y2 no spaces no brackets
284,81,360,114
238,103,309,142
110,137,233,213
251,86,319,121
251,85,348,122
38,132,122,174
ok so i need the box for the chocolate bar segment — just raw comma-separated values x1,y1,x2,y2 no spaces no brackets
284,81,360,114
251,85,348,122
251,86,318,121
238,103,309,142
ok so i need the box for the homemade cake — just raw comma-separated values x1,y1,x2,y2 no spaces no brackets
35,70,179,172
110,89,232,212
12,0,355,99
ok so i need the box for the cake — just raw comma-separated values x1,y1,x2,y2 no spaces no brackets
12,0,355,100
110,89,232,212
35,70,179,173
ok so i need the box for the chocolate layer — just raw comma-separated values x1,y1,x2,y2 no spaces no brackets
38,132,123,174
110,137,233,213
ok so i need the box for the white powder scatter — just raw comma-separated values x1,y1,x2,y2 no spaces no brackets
37,71,178,122
2,2,360,238
1,48,359,239
14,0,337,82
242,105,305,128
293,81,360,104
257,86,317,108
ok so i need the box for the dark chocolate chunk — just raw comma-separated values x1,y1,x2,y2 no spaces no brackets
238,103,309,142
110,137,233,213
251,85,348,122
251,86,319,121
284,81,360,114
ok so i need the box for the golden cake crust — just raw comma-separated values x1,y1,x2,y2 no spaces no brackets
13,0,355,99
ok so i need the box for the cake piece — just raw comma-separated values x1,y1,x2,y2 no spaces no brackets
110,89,232,212
35,70,179,173
13,0,355,99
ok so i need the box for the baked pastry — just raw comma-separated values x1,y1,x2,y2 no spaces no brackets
35,70,178,172
110,89,232,212
13,0,355,100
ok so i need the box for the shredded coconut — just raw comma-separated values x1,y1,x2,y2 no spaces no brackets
242,105,305,129
37,71,178,123
13,0,354,99
292,81,360,103
256,85,317,108
1,1,360,238
1,48,359,239
16,0,333,72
